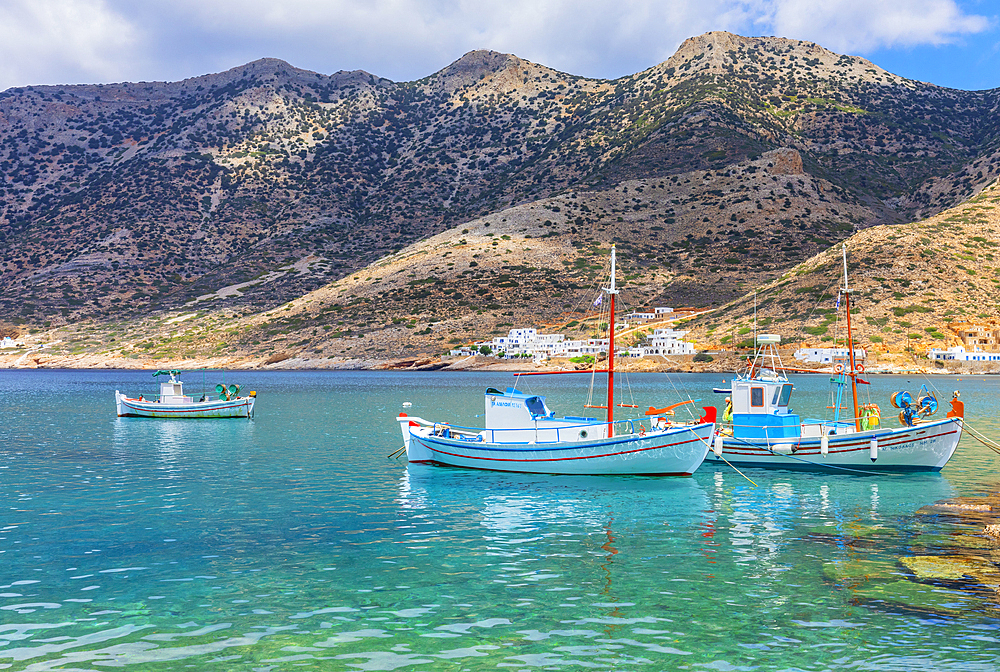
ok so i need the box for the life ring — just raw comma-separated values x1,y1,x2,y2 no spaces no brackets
856,364,864,374
833,363,844,374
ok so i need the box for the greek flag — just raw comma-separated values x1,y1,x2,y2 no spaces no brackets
593,295,603,307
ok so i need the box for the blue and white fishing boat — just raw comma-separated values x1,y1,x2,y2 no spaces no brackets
707,246,964,473
396,246,715,476
115,370,256,419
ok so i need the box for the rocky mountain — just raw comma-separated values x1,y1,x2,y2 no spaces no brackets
682,178,1000,358
2,31,1000,361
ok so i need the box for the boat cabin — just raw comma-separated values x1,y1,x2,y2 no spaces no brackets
728,334,855,440
482,387,607,443
157,372,193,405
485,387,554,428
731,371,799,439
727,333,800,439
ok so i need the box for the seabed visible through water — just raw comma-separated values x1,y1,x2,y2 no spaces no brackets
1,369,998,670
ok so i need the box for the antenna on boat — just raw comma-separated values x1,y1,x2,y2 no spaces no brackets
605,244,618,437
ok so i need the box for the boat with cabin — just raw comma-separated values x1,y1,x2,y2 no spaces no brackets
707,246,963,472
396,246,715,476
115,370,256,418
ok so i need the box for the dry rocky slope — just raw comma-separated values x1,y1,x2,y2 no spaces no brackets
7,174,1000,371
2,32,1000,367
684,178,1000,362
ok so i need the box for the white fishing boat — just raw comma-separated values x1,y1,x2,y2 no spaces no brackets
115,370,256,419
707,246,964,473
396,246,715,476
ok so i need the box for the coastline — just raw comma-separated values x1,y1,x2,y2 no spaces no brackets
1,349,996,375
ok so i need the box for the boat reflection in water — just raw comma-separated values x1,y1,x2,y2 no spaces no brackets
702,467,958,573
395,464,714,605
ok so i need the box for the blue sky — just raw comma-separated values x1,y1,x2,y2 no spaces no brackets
0,0,997,93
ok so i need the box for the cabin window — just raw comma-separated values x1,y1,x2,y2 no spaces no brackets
750,387,764,407
525,396,547,418
777,384,792,407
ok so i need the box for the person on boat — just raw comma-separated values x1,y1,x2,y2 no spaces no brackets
722,397,733,424
138,395,144,401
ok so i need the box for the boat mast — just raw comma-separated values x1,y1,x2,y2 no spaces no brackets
842,244,861,431
606,245,618,437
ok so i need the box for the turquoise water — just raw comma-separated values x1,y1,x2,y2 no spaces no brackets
1,369,999,671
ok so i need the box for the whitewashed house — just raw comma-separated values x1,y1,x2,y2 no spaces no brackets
631,327,696,357
928,345,1000,362
794,347,867,364
627,310,657,322
625,307,675,324
550,338,610,358
476,328,566,358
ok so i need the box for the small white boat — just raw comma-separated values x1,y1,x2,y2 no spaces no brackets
115,370,256,419
707,246,963,473
396,245,715,476
398,388,714,476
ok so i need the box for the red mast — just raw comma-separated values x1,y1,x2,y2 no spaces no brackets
842,244,861,431
606,245,617,438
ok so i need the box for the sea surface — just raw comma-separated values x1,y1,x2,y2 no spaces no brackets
1,368,998,671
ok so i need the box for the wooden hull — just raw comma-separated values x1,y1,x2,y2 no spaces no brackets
706,417,962,472
115,391,254,418
403,422,713,476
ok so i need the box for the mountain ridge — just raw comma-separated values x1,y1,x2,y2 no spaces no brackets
2,31,1000,365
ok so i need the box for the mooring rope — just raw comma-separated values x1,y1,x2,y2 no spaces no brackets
961,421,1000,456
717,451,759,487
719,435,900,476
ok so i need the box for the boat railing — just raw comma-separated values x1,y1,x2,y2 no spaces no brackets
421,417,698,444
724,413,948,438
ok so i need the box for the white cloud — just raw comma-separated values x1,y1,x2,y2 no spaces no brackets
761,0,992,52
0,0,992,90
0,0,140,91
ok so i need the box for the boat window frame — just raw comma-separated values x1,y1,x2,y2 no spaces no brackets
777,383,793,407
525,396,548,418
750,386,764,408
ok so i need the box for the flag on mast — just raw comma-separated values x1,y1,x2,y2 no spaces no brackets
593,295,603,307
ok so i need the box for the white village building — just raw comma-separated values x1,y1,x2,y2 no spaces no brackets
628,327,696,357
625,307,675,323
794,347,867,364
473,328,568,358
550,338,610,358
458,310,696,360
927,345,1000,362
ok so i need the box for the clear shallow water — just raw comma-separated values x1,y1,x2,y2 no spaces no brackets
0,369,998,671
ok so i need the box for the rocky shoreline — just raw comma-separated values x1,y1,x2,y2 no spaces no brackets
2,349,998,375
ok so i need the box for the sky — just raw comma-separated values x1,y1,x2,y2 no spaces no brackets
0,0,997,94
